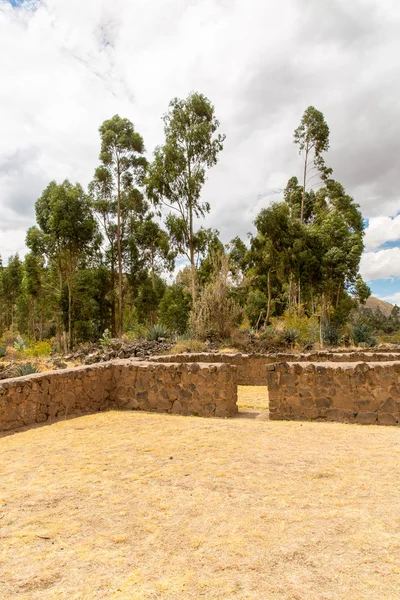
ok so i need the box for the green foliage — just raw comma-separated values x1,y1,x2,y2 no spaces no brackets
14,335,27,352
123,323,148,341
0,345,7,358
245,290,268,328
350,317,377,347
280,312,319,345
323,324,339,346
12,363,40,377
159,284,191,334
283,327,300,345
191,252,242,340
99,328,113,348
24,341,52,357
146,323,171,341
146,92,225,299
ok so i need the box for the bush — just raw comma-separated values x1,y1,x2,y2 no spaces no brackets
323,324,339,346
147,324,171,341
13,335,27,353
24,340,53,358
159,284,191,334
12,363,40,377
169,339,207,354
99,328,113,348
257,327,289,350
283,327,300,346
352,322,377,347
0,345,7,358
123,323,148,341
191,252,242,340
279,312,319,346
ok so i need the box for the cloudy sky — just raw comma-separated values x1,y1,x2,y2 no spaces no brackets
1,0,400,301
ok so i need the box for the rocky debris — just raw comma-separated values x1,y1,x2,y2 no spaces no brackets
0,362,17,381
63,338,175,366
46,357,68,370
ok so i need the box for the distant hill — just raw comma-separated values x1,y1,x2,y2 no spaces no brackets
364,296,394,317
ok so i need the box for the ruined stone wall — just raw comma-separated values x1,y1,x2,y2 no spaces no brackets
115,361,237,418
267,361,400,425
154,352,400,385
0,360,237,432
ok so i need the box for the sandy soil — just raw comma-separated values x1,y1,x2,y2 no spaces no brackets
0,388,399,599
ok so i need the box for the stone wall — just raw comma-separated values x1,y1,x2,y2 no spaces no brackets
113,360,237,418
154,351,400,385
267,361,400,425
0,359,237,432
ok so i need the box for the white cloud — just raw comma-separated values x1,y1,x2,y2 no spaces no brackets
379,291,400,305
364,215,400,250
1,0,400,269
360,248,400,281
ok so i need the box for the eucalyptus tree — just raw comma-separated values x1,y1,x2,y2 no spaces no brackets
294,106,332,223
146,92,225,302
94,115,147,336
26,180,97,349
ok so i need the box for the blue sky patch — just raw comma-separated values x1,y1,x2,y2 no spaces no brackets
368,278,400,304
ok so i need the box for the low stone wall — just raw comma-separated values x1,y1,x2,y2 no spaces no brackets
114,361,237,418
154,352,400,385
0,360,237,432
267,361,400,425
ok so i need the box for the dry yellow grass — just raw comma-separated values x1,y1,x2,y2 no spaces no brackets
1,388,400,599
237,385,269,411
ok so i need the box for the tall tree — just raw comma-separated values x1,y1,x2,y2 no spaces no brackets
26,180,97,349
146,92,225,302
294,106,332,223
95,115,147,336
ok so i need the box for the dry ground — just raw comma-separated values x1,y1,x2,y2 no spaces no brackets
1,387,400,599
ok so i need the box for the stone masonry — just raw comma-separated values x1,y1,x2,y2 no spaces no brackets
267,361,400,425
154,351,400,385
0,359,237,433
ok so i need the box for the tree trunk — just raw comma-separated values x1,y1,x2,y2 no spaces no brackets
189,205,196,305
110,254,116,338
301,143,309,223
67,277,72,351
117,163,123,337
32,299,36,342
265,269,272,327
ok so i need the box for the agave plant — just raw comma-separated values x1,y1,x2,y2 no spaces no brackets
13,335,27,352
12,363,40,377
146,324,170,342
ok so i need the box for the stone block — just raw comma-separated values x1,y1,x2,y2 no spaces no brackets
379,397,399,413
377,412,398,425
355,412,377,425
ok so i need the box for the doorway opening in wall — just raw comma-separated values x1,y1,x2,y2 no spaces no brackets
236,386,269,420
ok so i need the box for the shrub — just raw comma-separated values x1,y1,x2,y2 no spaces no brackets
169,339,207,354
323,324,339,346
159,284,191,334
257,327,289,350
352,322,377,347
13,335,27,353
147,324,171,341
244,290,268,328
12,363,40,377
191,252,242,340
123,323,148,341
279,312,319,346
99,328,113,348
24,340,53,358
283,327,300,346
0,345,7,358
